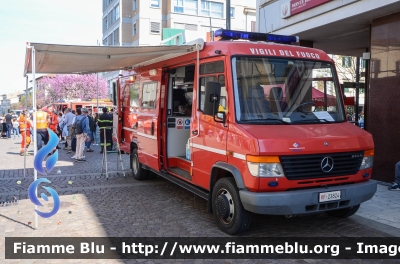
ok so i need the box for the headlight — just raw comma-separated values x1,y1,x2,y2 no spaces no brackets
247,162,284,177
360,156,373,170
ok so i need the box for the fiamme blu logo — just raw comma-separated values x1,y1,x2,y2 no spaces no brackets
29,129,60,218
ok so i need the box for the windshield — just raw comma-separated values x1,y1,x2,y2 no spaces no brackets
232,57,345,124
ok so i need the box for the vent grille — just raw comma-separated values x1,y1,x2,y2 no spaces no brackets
280,151,364,180
150,22,160,34
185,24,198,31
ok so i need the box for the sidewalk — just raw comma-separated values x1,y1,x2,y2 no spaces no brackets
355,181,400,233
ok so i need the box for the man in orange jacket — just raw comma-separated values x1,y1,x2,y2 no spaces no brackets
19,110,32,156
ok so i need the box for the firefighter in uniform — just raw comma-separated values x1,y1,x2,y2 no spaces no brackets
35,105,49,151
98,107,113,153
19,110,32,156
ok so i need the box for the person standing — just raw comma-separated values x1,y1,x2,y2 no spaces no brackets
57,112,63,142
35,105,48,150
93,113,100,145
12,118,20,139
48,107,59,135
85,109,95,152
74,108,90,162
98,107,113,153
62,108,76,153
5,112,13,139
19,110,32,156
389,162,400,191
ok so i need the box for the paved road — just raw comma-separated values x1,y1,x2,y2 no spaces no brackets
0,137,399,263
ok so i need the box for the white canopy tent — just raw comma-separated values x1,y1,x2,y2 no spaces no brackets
24,39,204,74
23,39,204,229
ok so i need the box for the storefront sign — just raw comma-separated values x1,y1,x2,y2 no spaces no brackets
281,0,331,18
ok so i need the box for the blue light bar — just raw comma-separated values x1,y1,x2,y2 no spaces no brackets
214,29,299,45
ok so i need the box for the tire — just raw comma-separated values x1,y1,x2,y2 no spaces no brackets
212,177,252,235
325,204,360,218
131,148,149,180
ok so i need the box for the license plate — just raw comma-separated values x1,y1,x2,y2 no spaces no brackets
319,190,341,202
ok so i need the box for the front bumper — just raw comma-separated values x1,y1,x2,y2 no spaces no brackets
239,180,377,215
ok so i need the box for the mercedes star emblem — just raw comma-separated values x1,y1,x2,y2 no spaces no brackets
324,142,329,146
321,157,334,172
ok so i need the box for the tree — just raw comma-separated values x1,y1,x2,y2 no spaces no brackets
333,55,366,83
37,74,109,106
11,93,33,110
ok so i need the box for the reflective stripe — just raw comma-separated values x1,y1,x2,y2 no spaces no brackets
233,153,246,160
137,132,156,140
191,143,246,160
191,143,226,155
123,127,137,132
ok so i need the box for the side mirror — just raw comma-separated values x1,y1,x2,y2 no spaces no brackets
215,111,226,123
203,81,221,116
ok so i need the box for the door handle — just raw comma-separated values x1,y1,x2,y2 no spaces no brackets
192,130,198,135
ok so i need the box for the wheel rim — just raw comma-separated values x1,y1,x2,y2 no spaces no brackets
132,153,139,175
215,188,234,224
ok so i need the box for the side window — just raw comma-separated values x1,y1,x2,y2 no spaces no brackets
200,61,224,74
141,82,157,108
199,76,216,111
130,82,140,107
199,61,225,112
218,75,226,112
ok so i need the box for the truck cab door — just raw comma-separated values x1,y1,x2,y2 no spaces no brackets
191,76,228,190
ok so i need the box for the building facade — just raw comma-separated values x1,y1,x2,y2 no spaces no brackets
256,0,400,182
102,0,256,96
0,95,11,115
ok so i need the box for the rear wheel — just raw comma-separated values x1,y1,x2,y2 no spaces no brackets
325,204,360,218
212,177,252,235
131,148,149,180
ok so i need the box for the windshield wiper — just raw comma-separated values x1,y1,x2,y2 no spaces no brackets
293,119,334,124
241,118,291,124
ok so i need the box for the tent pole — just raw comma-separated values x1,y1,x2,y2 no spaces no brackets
32,47,38,230
97,73,99,112
24,76,28,178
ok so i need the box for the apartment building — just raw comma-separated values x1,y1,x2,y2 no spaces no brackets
103,0,256,46
102,0,256,92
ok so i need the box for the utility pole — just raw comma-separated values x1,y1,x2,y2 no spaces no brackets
226,0,231,30
355,57,360,127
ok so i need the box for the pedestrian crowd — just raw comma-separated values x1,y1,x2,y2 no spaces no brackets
1,105,114,163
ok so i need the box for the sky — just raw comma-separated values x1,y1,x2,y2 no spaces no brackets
0,0,102,95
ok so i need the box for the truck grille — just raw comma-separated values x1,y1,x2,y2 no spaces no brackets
280,151,364,180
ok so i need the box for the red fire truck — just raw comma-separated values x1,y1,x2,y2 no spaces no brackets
50,100,113,114
114,29,376,234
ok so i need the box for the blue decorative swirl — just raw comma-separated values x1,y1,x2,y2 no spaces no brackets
28,178,60,218
34,128,59,175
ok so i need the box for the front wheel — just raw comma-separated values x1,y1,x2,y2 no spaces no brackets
212,178,252,235
325,204,360,218
131,148,149,180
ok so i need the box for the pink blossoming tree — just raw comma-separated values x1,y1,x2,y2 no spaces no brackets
37,74,109,106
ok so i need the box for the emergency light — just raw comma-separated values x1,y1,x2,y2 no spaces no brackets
215,29,299,45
